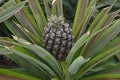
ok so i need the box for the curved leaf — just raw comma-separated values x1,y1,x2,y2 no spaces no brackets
0,1,26,23
81,74,120,80
0,69,40,80
17,43,64,80
75,45,120,80
69,56,89,76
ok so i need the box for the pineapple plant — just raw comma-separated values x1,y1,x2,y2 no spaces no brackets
0,0,120,80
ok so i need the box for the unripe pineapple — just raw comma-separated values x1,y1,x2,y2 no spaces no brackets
43,15,74,61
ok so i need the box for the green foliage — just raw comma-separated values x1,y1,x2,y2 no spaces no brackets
0,0,120,80
97,0,120,10
0,69,40,80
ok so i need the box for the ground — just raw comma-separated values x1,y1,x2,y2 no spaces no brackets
0,74,22,80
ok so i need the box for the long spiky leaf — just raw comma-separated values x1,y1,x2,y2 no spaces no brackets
75,45,120,80
0,1,26,23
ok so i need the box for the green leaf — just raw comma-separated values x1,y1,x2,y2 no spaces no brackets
11,48,57,78
17,43,64,80
77,4,96,37
13,22,37,44
7,49,52,79
12,56,51,79
13,10,43,46
4,19,29,39
0,69,40,80
0,1,26,23
66,33,89,65
14,10,42,39
66,24,109,65
75,45,120,80
1,0,14,9
72,0,88,38
0,48,13,54
0,38,52,79
82,19,120,58
85,60,120,75
73,0,96,40
2,0,43,46
90,63,120,75
28,0,47,31
44,0,51,18
81,74,120,80
98,36,120,55
61,61,71,80
88,7,109,32
52,0,63,17
89,20,120,57
88,0,118,33
69,56,89,76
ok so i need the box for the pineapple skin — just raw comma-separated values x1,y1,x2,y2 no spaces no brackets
43,18,74,61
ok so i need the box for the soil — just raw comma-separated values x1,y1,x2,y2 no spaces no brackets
0,74,22,80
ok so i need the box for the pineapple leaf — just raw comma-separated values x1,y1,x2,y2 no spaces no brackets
60,61,71,80
2,0,44,46
1,0,14,9
13,22,42,46
88,0,118,33
14,9,42,40
19,44,64,80
13,22,37,44
0,48,13,54
90,63,120,74
73,0,96,40
82,20,120,58
98,36,120,56
69,56,89,77
52,0,63,17
81,74,120,80
66,24,108,65
44,0,51,18
0,1,26,23
4,19,29,39
66,33,89,65
72,0,88,35
0,38,62,79
75,45,120,80
77,3,96,37
15,0,44,38
28,0,47,31
88,7,110,32
85,20,120,58
10,47,57,78
0,69,40,80
7,54,51,79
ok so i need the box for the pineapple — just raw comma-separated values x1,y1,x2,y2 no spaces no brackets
44,15,74,61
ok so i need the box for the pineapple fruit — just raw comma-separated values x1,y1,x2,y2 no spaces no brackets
43,15,74,61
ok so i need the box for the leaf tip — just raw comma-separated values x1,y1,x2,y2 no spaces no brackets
12,35,19,41
52,0,57,5
87,31,91,35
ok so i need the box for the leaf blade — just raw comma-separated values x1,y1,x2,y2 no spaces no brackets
0,1,26,23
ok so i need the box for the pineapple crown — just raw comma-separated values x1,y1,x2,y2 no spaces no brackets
47,15,64,27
